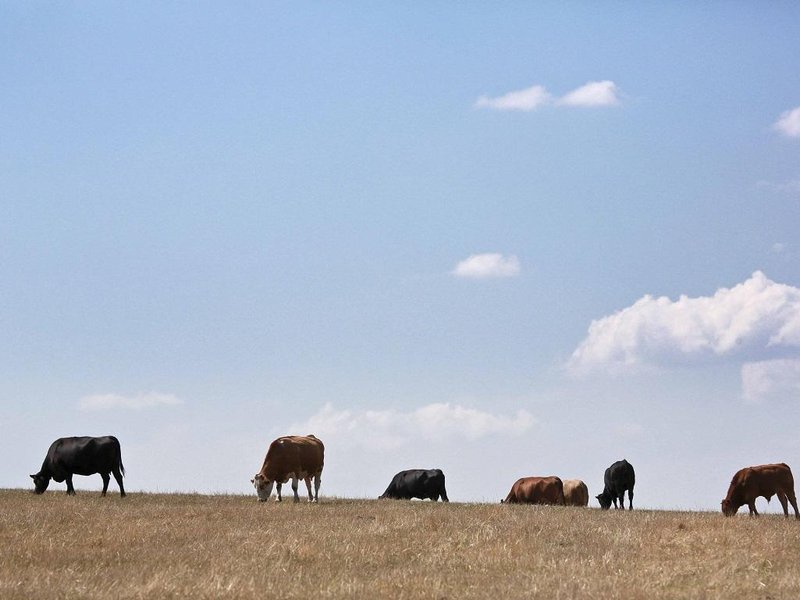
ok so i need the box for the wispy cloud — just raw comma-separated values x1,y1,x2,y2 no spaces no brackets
452,253,520,279
289,403,534,451
773,106,800,138
78,392,184,411
742,359,800,403
568,271,800,374
475,85,551,111
475,80,621,112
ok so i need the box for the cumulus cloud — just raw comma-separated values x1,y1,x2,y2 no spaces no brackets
773,106,800,138
568,271,800,374
742,359,800,403
289,403,534,451
557,80,621,107
475,80,620,111
452,253,520,279
78,392,183,411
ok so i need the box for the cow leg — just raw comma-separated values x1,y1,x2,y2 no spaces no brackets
66,475,75,496
101,472,110,496
304,477,314,502
313,473,321,502
276,483,282,502
291,478,300,503
777,492,790,517
787,492,800,519
112,467,126,498
441,489,449,502
748,501,759,516
628,488,634,510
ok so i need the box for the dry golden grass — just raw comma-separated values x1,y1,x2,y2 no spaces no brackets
1,489,799,599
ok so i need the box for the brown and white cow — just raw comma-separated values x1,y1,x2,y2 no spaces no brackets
562,479,589,507
721,463,799,519
502,476,565,505
251,435,324,503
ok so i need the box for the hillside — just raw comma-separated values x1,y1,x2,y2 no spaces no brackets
1,490,798,598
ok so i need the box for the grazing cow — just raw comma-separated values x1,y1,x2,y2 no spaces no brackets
251,435,324,503
563,479,589,507
30,436,126,497
379,469,449,502
596,459,635,510
721,463,799,518
502,476,565,505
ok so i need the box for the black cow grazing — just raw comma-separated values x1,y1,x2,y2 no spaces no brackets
31,436,126,497
596,459,635,510
379,469,449,502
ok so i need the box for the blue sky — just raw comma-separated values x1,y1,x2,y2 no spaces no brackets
2,3,800,510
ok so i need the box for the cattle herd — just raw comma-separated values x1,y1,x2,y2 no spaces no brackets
29,434,800,519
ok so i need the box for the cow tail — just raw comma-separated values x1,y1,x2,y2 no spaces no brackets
117,444,126,477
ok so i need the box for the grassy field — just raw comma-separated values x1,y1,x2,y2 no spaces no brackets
1,489,799,599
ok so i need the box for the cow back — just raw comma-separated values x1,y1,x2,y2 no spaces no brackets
604,460,635,494
505,476,565,505
725,463,795,507
262,435,324,481
45,436,123,480
380,469,446,500
563,479,589,507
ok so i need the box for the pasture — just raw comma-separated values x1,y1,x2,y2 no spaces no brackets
1,490,798,599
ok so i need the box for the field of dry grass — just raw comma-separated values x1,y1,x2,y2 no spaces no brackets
1,489,799,599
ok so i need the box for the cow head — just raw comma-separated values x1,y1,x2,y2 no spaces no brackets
596,491,612,510
721,499,736,516
30,472,50,494
251,473,275,502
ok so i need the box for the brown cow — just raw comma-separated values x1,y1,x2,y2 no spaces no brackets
251,435,324,503
502,476,565,505
721,463,799,519
562,479,589,507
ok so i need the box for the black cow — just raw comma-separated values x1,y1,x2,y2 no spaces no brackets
30,436,126,497
596,459,635,510
379,469,449,502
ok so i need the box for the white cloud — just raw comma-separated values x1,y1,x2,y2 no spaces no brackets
475,80,621,112
78,391,183,411
742,359,800,403
569,272,800,374
773,106,800,138
474,85,551,111
452,253,520,279
289,402,534,451
558,80,621,107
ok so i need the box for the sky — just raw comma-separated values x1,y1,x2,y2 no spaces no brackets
2,3,799,511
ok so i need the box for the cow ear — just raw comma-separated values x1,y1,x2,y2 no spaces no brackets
250,478,254,484
30,474,35,479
